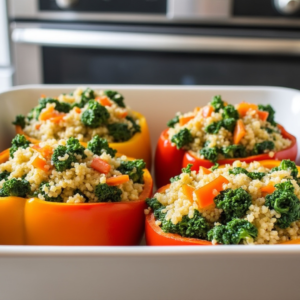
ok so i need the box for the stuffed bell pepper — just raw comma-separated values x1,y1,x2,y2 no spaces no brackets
146,159,300,245
13,87,152,168
155,96,297,188
0,134,152,245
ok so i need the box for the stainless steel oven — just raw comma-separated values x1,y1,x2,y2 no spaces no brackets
8,0,300,88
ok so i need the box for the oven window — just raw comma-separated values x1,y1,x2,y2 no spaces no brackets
43,47,300,89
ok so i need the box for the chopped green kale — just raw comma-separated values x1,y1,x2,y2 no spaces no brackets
265,181,300,229
170,164,193,183
107,123,133,142
51,145,77,172
34,182,63,202
117,159,146,184
104,90,125,108
251,141,275,155
210,95,225,112
200,147,219,163
171,128,193,149
214,188,252,222
126,116,141,134
95,183,122,202
258,104,276,126
0,171,10,181
12,115,26,129
66,137,87,159
271,160,298,180
74,88,95,108
229,167,266,180
167,115,180,128
0,178,30,198
207,219,258,245
221,145,247,159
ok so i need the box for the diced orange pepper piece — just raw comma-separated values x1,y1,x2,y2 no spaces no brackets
39,106,55,121
202,105,214,118
50,114,66,123
35,124,41,130
182,184,195,204
32,156,48,171
199,166,212,175
261,184,276,196
237,102,258,117
179,116,194,126
74,107,81,114
257,110,269,122
194,175,229,209
96,96,112,107
194,107,201,114
32,145,53,159
118,111,128,119
91,157,111,174
233,119,246,145
106,175,130,186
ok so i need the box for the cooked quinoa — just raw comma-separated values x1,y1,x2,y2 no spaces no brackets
167,96,291,164
0,134,145,203
146,160,300,245
13,88,141,143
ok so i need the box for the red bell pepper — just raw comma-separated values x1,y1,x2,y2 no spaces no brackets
155,124,297,188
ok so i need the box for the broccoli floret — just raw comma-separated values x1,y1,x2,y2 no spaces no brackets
0,171,10,181
171,128,193,149
205,121,223,134
229,167,266,180
74,88,95,108
94,183,122,202
117,159,145,184
265,181,300,228
207,219,258,245
271,160,298,180
0,178,30,198
107,123,133,142
200,147,219,163
12,115,26,129
252,141,275,155
73,189,89,203
258,104,276,126
66,137,87,159
34,182,63,202
214,188,252,222
51,145,77,172
210,95,225,112
167,115,180,128
10,134,30,158
87,135,117,157
126,116,141,134
221,145,247,159
81,100,110,128
147,197,211,239
170,164,193,183
104,90,125,108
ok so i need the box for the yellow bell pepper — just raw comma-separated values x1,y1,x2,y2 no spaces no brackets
0,148,153,246
16,111,152,169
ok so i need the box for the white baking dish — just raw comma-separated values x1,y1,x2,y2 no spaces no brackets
0,85,300,300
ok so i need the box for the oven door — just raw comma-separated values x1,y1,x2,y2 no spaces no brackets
11,23,300,88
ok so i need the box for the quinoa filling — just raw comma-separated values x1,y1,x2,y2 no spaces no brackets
146,160,300,245
167,96,291,165
0,135,145,203
13,88,141,143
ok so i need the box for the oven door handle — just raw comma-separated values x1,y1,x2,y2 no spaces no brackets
11,27,300,55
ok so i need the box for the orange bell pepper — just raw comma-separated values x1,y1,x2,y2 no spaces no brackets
32,156,49,172
91,157,111,174
96,96,112,107
16,111,152,169
199,166,212,175
106,175,130,186
0,146,153,245
261,184,276,196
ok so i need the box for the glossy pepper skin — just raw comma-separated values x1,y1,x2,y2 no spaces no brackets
0,149,153,246
147,161,300,246
155,125,297,188
16,111,152,169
